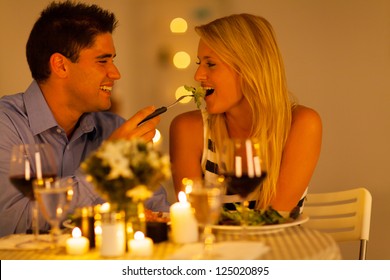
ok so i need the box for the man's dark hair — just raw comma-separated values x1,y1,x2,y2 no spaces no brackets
26,0,118,82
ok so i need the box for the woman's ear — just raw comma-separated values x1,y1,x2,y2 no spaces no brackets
49,53,68,78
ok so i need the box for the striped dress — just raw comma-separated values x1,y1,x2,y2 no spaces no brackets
200,110,306,216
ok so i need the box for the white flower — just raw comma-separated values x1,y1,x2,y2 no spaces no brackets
126,185,153,201
81,138,171,204
96,140,132,179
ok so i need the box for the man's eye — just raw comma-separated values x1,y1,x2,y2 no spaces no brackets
98,60,108,64
207,62,216,67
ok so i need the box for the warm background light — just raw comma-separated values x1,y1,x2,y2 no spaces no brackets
170,17,188,33
173,51,190,69
153,129,161,144
175,86,193,104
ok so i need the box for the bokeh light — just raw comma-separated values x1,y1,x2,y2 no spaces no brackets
170,17,188,33
153,129,161,144
173,51,191,69
175,86,193,104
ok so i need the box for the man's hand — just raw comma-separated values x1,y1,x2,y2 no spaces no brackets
109,106,161,142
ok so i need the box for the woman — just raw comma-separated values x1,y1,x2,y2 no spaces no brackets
169,14,322,216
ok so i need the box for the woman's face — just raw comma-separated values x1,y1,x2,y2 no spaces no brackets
195,39,243,114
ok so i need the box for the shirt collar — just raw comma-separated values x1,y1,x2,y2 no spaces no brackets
23,81,97,136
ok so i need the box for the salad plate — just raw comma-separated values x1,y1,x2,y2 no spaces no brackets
211,213,309,234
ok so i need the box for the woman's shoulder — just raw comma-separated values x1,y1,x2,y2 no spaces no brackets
291,105,322,133
170,110,203,128
292,105,321,123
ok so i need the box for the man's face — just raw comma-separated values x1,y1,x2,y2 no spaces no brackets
65,32,121,113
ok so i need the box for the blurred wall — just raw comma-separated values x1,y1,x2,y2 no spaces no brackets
1,0,389,260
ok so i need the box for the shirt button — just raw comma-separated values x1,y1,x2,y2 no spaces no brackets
56,128,62,134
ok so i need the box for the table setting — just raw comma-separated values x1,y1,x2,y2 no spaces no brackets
1,138,341,260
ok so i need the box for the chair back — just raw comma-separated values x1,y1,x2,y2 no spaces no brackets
303,187,372,259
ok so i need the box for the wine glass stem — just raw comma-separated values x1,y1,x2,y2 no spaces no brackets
202,225,215,257
241,200,249,239
32,200,39,240
50,225,61,249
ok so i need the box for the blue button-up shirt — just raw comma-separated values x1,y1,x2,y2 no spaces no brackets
0,81,125,236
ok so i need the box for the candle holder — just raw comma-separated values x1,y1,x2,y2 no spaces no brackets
146,221,168,243
73,206,95,248
100,211,125,257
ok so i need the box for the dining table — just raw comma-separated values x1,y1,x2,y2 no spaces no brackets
0,224,341,260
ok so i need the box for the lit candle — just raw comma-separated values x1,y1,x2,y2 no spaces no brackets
254,156,262,177
35,152,42,180
169,191,198,244
66,227,89,255
235,156,242,177
245,139,254,178
94,224,102,248
128,231,153,257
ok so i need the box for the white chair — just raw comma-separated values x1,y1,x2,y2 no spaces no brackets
303,187,372,260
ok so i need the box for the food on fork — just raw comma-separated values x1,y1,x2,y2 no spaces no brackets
184,85,213,109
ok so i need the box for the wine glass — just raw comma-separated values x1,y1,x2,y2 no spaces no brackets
220,138,267,236
9,143,58,249
185,178,223,259
33,177,74,249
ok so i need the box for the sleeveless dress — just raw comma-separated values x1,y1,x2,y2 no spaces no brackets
200,110,306,216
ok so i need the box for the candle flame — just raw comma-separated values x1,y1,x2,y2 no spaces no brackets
100,202,110,213
134,231,145,240
178,191,187,203
72,227,82,238
94,225,102,235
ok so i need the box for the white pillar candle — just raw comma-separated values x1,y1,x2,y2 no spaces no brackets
254,156,262,177
35,152,42,180
100,212,125,257
94,224,102,249
170,191,198,244
245,139,255,178
66,227,89,255
128,231,153,257
235,156,242,177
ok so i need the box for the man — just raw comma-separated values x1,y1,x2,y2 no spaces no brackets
0,1,166,237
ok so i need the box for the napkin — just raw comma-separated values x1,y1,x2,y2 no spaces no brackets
0,234,68,250
169,241,270,260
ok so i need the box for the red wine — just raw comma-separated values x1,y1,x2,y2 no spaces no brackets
223,172,267,198
9,174,57,200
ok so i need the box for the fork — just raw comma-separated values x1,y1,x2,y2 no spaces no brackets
138,95,194,125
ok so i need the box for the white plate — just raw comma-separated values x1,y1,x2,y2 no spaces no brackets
62,212,170,229
212,213,309,234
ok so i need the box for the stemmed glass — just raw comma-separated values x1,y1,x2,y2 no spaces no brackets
33,177,74,249
185,178,223,259
220,138,267,236
9,143,58,249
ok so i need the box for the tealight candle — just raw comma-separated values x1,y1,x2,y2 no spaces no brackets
66,227,89,255
169,191,198,244
129,231,154,257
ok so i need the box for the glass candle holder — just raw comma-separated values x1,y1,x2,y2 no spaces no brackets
100,211,125,257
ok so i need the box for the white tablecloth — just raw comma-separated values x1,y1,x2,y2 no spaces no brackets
0,226,340,260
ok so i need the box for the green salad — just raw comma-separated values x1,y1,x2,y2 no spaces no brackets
218,204,288,226
184,85,206,109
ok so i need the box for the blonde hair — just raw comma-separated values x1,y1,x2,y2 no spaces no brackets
196,14,296,209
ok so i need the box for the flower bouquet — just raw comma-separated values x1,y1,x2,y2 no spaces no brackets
81,138,171,208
